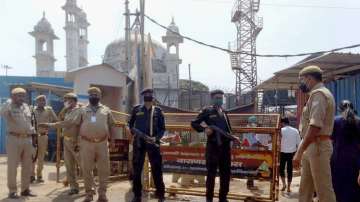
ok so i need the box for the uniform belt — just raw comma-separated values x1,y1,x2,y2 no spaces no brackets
64,136,73,141
311,135,331,143
80,135,107,143
9,132,31,138
39,133,47,136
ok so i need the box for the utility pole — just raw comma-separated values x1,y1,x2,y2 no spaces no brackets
124,0,131,73
167,76,171,106
1,64,12,77
139,0,145,95
188,64,192,110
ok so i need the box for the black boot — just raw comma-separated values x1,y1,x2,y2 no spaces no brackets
37,176,44,183
21,189,36,197
131,196,141,202
158,197,165,202
68,188,79,195
30,176,36,183
8,192,19,199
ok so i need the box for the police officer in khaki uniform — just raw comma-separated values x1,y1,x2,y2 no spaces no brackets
43,87,116,202
31,95,58,183
80,87,116,202
0,88,36,199
40,93,82,195
293,65,336,202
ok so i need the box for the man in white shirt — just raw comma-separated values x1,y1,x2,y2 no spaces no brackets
280,117,301,193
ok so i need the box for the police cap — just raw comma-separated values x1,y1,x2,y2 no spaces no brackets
88,87,101,96
210,89,224,97
141,88,154,95
11,87,26,95
35,95,46,101
299,65,323,76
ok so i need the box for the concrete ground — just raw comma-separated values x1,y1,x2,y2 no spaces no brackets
0,156,299,202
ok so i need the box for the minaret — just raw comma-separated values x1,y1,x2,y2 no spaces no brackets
78,9,90,67
29,12,59,77
162,18,183,106
62,0,80,71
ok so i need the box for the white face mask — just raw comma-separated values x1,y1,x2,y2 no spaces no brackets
64,101,70,108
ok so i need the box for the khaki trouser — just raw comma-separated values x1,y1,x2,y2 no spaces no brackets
64,138,80,190
80,139,110,196
6,135,33,193
299,140,336,202
32,135,48,177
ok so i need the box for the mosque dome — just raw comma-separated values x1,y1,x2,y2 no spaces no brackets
166,18,180,35
103,36,167,72
33,13,55,34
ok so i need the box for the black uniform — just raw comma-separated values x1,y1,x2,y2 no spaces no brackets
191,105,233,202
128,104,166,199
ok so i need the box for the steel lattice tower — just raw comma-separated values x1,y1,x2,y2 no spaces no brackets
230,0,262,105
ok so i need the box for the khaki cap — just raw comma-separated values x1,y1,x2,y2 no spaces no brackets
88,87,101,96
299,65,323,76
64,92,77,99
11,87,26,95
35,95,46,101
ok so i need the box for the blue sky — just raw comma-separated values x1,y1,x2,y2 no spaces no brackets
1,0,360,92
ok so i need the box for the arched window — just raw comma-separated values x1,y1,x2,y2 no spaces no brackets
38,40,47,52
169,45,177,54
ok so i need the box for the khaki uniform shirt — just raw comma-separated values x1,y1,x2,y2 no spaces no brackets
299,83,335,138
52,103,116,140
0,100,35,134
33,106,58,134
50,106,82,142
78,104,116,139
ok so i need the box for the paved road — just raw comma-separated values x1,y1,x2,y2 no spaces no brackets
0,156,299,202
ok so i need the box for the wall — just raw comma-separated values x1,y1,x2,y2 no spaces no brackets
326,73,360,114
72,66,127,111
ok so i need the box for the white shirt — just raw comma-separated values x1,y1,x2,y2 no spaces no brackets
280,126,301,153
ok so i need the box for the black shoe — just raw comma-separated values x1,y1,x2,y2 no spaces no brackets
83,194,93,202
68,189,79,195
8,192,19,199
37,176,44,183
158,198,165,202
131,196,141,202
30,176,36,183
206,199,213,202
21,189,37,197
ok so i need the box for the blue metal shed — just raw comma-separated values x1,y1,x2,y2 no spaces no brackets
326,73,360,114
0,76,73,154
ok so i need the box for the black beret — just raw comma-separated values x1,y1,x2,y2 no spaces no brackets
210,89,224,96
141,88,154,95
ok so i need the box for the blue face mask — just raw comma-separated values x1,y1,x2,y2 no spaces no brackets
211,98,223,106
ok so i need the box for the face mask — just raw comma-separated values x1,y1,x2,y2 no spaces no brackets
64,101,70,108
143,96,153,102
299,80,310,93
89,97,100,105
211,98,223,106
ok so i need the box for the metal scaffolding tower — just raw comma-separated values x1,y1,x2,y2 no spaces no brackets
229,0,262,106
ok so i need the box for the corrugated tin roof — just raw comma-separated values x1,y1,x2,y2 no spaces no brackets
256,52,360,90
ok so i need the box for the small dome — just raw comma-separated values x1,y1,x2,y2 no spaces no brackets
65,0,77,7
103,35,167,72
34,13,54,34
167,17,179,35
79,9,87,19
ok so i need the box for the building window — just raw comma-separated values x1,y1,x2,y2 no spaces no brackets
169,45,177,54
